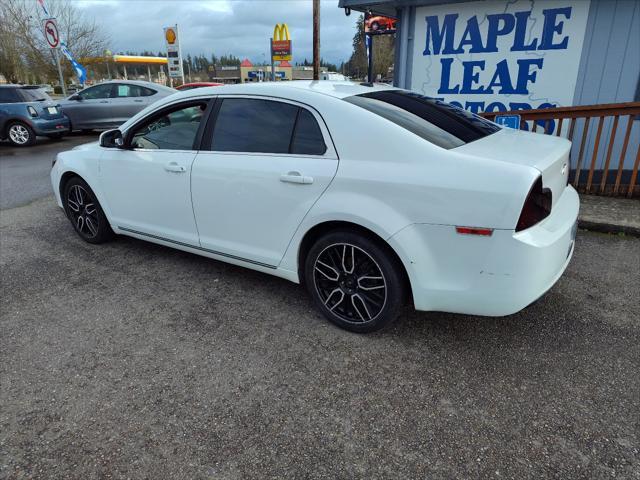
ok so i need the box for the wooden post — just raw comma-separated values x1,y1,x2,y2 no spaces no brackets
312,0,320,80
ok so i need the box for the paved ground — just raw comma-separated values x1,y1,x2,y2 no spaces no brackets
0,133,97,210
1,142,639,479
1,204,639,480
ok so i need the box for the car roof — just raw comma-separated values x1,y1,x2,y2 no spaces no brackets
86,80,175,93
0,84,38,89
174,80,397,101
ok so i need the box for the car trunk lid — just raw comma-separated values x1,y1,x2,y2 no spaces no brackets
26,100,65,120
454,128,571,207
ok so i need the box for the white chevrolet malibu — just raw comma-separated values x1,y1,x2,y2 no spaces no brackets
51,81,579,333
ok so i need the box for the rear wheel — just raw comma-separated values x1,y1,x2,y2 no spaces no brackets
63,177,114,244
7,122,35,146
304,230,405,333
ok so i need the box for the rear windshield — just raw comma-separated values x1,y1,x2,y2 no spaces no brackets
18,88,51,102
344,90,500,149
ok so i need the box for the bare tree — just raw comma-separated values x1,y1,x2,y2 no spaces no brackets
0,0,108,84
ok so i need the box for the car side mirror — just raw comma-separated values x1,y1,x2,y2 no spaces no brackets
100,129,124,148
69,93,82,101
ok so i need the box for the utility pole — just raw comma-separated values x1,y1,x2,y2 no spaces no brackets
312,0,320,80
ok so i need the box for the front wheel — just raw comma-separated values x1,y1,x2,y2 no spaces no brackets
63,177,114,244
304,231,406,333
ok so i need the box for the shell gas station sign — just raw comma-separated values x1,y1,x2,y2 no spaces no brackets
163,25,184,80
271,23,292,61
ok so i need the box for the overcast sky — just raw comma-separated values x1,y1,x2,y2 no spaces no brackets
72,0,359,66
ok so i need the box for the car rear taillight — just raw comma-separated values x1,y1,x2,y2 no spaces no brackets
455,226,493,236
516,177,552,232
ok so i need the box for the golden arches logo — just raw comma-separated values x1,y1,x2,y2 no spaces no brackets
273,23,290,41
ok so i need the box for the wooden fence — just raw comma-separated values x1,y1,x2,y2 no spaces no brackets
481,102,640,198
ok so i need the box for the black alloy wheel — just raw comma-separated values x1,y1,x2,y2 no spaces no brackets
305,231,405,333
63,177,114,244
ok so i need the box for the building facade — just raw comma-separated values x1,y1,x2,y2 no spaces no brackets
339,0,639,170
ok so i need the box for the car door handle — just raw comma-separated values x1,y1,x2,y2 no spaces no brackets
99,100,109,103
280,171,313,184
134,99,143,103
164,162,186,173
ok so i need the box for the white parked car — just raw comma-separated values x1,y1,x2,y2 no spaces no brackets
51,81,579,333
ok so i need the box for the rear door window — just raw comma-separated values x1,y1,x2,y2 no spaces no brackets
116,84,155,98
211,98,298,154
344,90,500,149
210,98,327,155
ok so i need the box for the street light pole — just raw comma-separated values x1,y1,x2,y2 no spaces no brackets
312,0,320,80
270,38,275,81
54,49,66,96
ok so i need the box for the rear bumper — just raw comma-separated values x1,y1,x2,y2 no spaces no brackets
31,117,70,136
389,186,580,316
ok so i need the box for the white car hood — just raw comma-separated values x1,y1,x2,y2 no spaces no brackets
72,141,100,151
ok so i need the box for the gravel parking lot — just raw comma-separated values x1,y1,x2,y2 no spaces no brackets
1,141,639,479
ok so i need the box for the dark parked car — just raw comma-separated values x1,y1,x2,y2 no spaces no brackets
0,85,70,146
58,80,175,132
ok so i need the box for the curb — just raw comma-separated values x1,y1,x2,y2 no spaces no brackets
578,219,640,237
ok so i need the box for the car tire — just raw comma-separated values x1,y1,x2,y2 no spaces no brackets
7,121,36,147
63,177,114,244
304,230,405,333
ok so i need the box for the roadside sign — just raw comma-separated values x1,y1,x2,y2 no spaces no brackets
271,23,292,61
43,18,59,49
164,25,184,79
495,114,521,130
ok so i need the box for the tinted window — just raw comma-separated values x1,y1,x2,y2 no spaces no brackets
212,98,298,153
291,109,326,155
0,88,19,103
131,102,207,150
116,84,155,98
80,84,113,100
344,90,500,149
19,88,50,102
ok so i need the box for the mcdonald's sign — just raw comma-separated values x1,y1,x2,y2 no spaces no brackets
271,23,292,61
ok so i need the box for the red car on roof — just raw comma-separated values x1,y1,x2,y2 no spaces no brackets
176,82,224,91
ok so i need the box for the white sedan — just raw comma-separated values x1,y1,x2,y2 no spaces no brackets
51,81,579,333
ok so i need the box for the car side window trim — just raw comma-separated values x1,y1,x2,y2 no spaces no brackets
122,98,215,152
287,108,302,154
200,94,337,159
